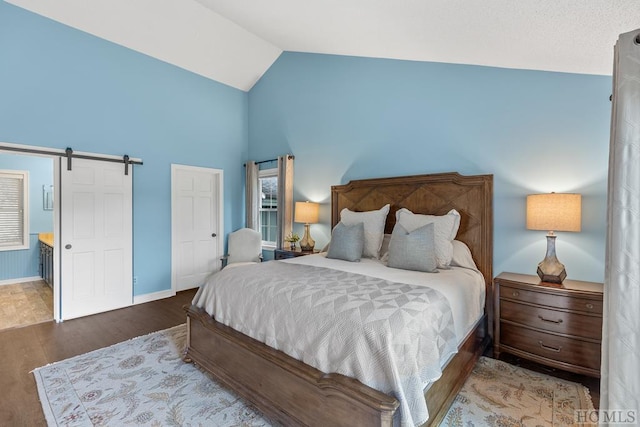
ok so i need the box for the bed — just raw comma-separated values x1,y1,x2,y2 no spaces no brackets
183,172,493,426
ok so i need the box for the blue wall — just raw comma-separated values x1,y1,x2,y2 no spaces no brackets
0,3,611,286
0,153,54,280
0,2,248,295
248,52,611,282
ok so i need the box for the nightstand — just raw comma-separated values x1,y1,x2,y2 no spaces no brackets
494,272,603,378
274,248,320,260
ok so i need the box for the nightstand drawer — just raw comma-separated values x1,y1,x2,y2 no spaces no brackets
501,285,603,314
275,251,295,260
500,300,602,340
501,323,601,372
274,249,319,260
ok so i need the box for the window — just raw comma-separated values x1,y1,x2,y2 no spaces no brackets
246,155,293,249
0,170,29,251
259,168,278,247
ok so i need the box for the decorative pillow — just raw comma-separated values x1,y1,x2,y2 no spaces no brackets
326,222,365,262
340,204,390,258
387,223,438,273
395,208,461,268
451,240,478,270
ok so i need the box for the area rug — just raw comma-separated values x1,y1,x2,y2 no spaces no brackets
440,356,596,427
33,324,595,427
33,324,272,426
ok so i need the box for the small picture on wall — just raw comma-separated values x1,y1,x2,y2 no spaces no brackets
43,185,53,210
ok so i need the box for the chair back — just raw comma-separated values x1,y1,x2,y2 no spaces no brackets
227,228,262,264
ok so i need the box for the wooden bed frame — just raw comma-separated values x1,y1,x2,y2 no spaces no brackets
184,172,493,426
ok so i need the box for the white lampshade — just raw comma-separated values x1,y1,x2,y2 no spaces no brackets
294,201,319,224
526,192,581,284
526,193,581,232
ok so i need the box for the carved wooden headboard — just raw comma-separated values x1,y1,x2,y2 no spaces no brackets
331,172,493,287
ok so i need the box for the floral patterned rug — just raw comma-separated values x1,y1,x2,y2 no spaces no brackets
33,325,595,427
441,356,596,427
33,324,272,426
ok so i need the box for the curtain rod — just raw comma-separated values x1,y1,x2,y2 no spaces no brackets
255,158,278,165
244,154,294,167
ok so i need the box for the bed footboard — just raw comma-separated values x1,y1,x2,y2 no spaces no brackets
424,315,490,426
184,304,488,427
184,304,399,427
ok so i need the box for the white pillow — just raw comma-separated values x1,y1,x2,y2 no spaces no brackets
340,204,390,258
395,208,461,268
451,240,478,270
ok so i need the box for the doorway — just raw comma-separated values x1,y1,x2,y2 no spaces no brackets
0,152,55,329
171,164,223,292
1,142,141,323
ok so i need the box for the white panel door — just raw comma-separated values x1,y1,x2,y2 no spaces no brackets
60,158,133,320
172,165,222,291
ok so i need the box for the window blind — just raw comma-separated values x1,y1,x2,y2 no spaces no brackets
0,172,27,248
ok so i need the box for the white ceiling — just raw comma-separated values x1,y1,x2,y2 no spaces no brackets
7,0,640,91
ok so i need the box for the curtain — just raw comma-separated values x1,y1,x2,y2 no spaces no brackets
245,161,260,231
600,29,640,421
276,155,294,249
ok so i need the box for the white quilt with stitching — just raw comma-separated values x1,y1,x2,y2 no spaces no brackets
193,261,463,426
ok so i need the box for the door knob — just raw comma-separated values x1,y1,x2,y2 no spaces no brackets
65,244,72,249
211,233,217,237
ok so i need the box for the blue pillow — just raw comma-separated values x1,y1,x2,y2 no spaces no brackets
326,222,365,262
388,222,438,273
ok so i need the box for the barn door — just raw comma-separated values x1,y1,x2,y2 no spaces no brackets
60,158,133,319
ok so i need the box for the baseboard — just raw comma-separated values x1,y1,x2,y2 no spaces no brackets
133,289,176,305
0,276,42,286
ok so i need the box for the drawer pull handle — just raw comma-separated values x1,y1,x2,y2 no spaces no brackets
512,291,519,297
586,303,594,309
539,341,562,353
538,315,563,324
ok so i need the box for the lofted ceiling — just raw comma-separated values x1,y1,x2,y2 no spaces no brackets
7,0,640,91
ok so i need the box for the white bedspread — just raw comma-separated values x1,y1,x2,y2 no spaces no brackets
285,254,486,344
192,255,485,426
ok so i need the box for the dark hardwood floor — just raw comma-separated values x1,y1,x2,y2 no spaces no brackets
0,288,197,427
2,288,600,426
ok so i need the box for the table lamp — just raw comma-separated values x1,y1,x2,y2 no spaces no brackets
294,201,319,251
526,193,581,284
